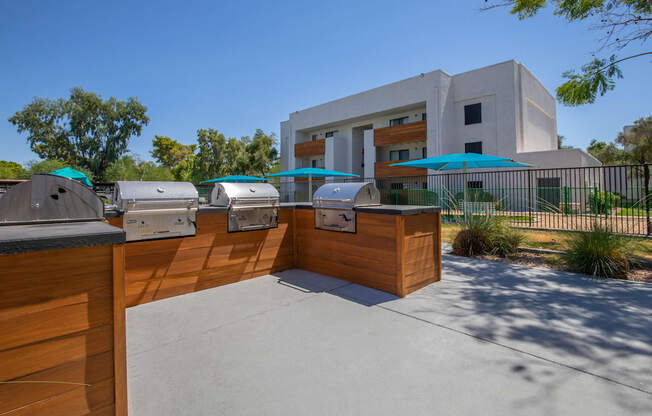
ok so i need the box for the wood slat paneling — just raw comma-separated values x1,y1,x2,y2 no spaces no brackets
373,120,426,147
295,210,398,294
0,325,114,382
294,139,325,157
112,244,128,416
374,160,427,178
0,351,113,414
401,212,441,295
120,210,294,307
0,243,121,416
3,377,114,416
0,296,113,351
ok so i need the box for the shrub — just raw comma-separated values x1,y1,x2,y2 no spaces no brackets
490,225,525,257
455,189,496,202
453,229,489,256
452,215,524,257
588,191,621,214
562,224,633,279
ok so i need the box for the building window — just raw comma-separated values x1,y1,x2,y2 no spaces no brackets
311,134,317,141
325,130,338,138
389,149,410,161
391,183,404,190
467,181,483,189
422,182,428,190
464,103,482,125
422,113,427,121
311,160,317,168
465,141,483,154
422,147,427,158
389,116,409,127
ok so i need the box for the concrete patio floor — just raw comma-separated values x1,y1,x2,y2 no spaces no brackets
126,255,652,415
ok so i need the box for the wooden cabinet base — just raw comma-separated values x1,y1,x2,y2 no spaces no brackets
0,244,127,416
294,210,441,297
113,208,440,307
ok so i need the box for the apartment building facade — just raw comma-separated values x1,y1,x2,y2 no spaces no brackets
280,60,600,200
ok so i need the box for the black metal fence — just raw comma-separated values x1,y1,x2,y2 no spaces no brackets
279,164,652,236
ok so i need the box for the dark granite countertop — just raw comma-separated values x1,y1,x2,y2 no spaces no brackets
0,221,125,255
198,206,229,213
280,203,440,215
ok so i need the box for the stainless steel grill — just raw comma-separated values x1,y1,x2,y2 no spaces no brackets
0,174,104,225
113,181,199,241
313,182,380,233
210,182,279,232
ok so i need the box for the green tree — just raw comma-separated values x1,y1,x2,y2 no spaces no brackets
616,116,652,163
105,155,174,181
0,161,26,179
483,1,651,105
150,135,196,169
9,87,149,180
245,129,278,176
22,159,95,180
587,139,627,165
225,137,250,175
191,129,228,182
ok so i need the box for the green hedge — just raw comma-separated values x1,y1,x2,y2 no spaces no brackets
589,191,621,214
381,190,439,206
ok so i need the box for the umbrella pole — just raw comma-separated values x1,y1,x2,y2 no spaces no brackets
463,161,468,223
308,174,312,202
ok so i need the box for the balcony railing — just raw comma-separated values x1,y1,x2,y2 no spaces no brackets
294,139,325,157
373,120,426,147
374,160,427,177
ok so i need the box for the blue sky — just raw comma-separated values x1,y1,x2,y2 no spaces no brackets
1,0,649,165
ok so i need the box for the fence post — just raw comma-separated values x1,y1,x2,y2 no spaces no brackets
645,164,650,236
527,169,532,227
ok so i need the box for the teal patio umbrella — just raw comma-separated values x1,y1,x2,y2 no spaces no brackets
49,167,93,187
266,167,359,201
202,175,266,183
392,153,531,221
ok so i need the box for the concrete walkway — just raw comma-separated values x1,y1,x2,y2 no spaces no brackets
126,255,652,415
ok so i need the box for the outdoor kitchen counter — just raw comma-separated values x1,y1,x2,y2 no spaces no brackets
0,221,125,254
293,206,442,297
105,203,441,306
0,221,128,415
106,208,294,307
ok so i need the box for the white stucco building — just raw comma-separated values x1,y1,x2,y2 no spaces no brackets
280,60,600,200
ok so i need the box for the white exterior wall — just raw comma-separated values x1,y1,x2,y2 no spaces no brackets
280,60,599,199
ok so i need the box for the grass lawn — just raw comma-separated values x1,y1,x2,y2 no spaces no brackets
441,223,652,260
616,207,646,216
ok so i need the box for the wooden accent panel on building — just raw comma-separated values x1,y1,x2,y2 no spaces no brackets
294,139,325,157
373,120,426,147
120,210,294,307
0,244,124,416
374,160,427,178
295,210,398,294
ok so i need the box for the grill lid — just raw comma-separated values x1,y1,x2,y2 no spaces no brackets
113,181,199,212
313,182,380,209
210,182,279,208
0,174,104,225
